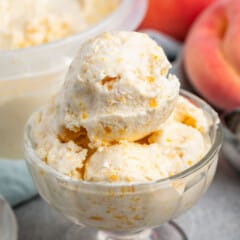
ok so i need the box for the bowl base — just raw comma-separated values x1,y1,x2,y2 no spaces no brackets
66,221,188,240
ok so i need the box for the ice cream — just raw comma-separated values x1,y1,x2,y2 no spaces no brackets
25,31,221,233
0,0,120,49
30,31,211,183
84,120,209,182
55,31,179,144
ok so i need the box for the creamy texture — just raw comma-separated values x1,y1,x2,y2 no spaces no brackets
32,96,210,183
56,31,179,144
85,142,166,182
85,121,209,182
0,0,119,49
31,31,211,183
31,102,87,175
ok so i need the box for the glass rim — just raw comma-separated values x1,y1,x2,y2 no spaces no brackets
24,89,223,189
0,0,147,55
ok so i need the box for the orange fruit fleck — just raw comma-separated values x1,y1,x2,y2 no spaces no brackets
187,160,193,166
152,55,159,60
109,174,118,182
81,112,88,119
160,68,167,76
104,126,112,134
147,76,155,83
149,98,158,108
107,84,113,90
133,215,141,221
182,115,196,128
89,216,103,221
61,22,69,29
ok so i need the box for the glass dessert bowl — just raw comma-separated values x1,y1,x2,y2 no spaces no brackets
24,90,222,240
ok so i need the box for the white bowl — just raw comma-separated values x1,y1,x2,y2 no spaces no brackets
0,196,18,240
0,0,147,159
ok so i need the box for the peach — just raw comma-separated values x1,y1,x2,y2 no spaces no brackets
184,0,240,110
139,0,217,41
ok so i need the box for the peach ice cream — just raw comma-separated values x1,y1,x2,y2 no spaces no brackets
0,0,119,49
30,31,211,183
55,31,179,145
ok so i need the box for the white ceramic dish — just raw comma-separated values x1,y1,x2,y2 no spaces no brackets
0,196,18,240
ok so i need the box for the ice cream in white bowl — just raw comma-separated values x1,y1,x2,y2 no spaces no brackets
0,0,147,159
24,31,222,240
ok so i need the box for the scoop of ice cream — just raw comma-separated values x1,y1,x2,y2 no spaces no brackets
84,96,211,183
84,122,208,183
84,142,164,183
29,31,211,184
56,31,180,144
85,121,209,183
31,94,210,183
149,122,209,173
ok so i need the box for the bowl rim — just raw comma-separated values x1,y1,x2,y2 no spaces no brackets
24,90,223,188
0,0,147,55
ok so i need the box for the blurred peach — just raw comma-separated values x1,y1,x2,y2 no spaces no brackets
184,0,240,110
139,0,217,41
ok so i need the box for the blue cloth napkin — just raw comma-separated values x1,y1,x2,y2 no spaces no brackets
0,159,37,207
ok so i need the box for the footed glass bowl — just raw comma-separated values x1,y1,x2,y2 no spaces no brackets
24,90,222,240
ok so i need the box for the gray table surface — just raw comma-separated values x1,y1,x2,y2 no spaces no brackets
14,155,240,240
